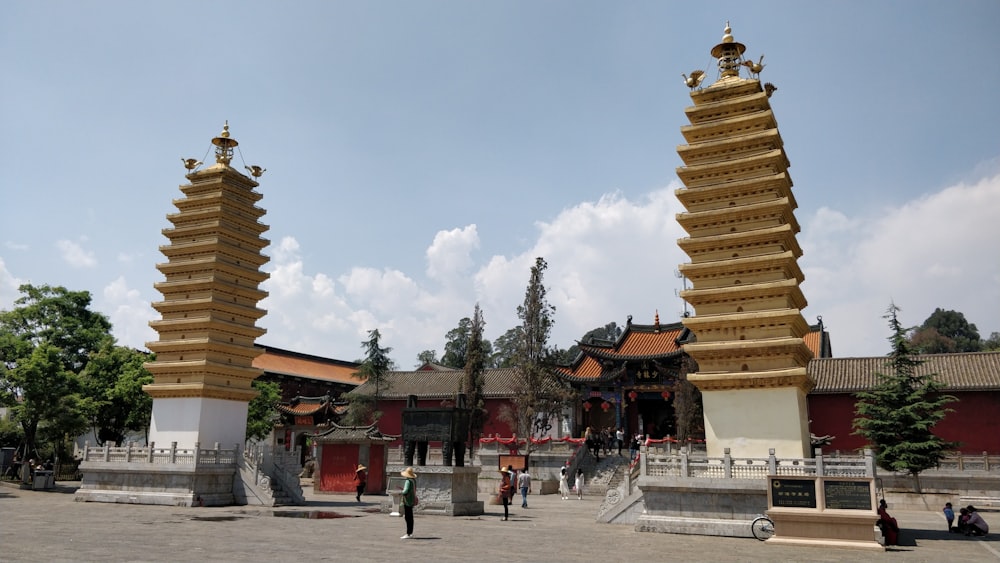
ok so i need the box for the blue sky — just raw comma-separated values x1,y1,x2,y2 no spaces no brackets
2,1,998,367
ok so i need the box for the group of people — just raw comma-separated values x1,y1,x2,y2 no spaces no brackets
558,463,585,500
497,464,533,520
943,502,990,536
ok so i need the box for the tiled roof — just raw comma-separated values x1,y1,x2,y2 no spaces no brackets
579,327,685,361
311,422,397,442
351,368,528,399
253,345,361,386
275,395,350,416
809,352,1000,393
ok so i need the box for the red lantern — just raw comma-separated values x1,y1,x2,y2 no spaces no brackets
628,390,638,402
601,401,610,412
661,391,672,401
583,402,592,412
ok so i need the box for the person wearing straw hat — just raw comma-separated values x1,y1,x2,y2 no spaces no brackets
400,467,417,539
498,466,512,521
353,464,367,503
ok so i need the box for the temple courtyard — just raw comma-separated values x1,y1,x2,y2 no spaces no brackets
1,481,996,562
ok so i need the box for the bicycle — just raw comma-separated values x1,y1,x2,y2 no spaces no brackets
750,514,775,541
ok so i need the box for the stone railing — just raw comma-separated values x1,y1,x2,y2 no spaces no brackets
79,441,239,466
243,442,302,498
641,447,877,480
937,452,1000,473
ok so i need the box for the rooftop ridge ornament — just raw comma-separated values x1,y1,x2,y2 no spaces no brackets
211,121,238,166
710,21,747,79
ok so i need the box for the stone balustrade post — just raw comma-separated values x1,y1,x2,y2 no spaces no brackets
170,442,178,464
723,447,732,479
147,442,155,463
768,448,777,475
814,448,824,476
193,442,201,465
640,445,648,476
125,442,134,463
985,451,991,472
863,448,875,477
103,443,110,462
680,449,689,477
82,441,90,462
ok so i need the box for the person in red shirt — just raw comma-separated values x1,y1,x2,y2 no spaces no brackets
499,467,512,521
353,464,367,503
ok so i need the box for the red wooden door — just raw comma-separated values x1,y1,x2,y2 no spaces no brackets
319,444,359,492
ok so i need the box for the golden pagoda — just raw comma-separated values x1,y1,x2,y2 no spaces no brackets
143,122,270,449
676,24,814,458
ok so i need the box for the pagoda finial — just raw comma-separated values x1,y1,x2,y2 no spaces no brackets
654,309,660,330
710,21,746,79
211,120,239,166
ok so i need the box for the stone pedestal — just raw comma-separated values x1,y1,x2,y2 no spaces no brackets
384,465,483,516
634,477,767,537
766,509,883,551
75,461,237,507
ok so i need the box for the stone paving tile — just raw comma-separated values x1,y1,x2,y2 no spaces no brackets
1,482,997,562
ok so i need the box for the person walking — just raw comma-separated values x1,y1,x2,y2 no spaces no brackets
517,469,531,508
499,466,512,521
615,428,624,456
559,464,571,500
353,464,367,502
575,468,585,500
400,467,417,539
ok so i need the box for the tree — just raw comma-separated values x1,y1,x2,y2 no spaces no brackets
983,332,1000,352
560,321,623,365
499,257,573,454
441,317,494,369
246,379,281,442
853,304,958,490
349,329,394,424
908,308,981,354
460,304,488,461
0,284,113,458
79,343,154,446
416,349,439,367
490,327,522,368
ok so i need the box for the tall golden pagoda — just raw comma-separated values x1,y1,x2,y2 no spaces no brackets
676,24,814,458
143,123,270,449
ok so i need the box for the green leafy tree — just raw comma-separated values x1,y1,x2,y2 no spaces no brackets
348,329,394,424
490,327,522,368
853,304,958,490
0,284,113,457
460,304,488,460
442,317,494,369
416,350,439,367
79,344,154,446
982,332,1000,352
499,257,573,454
908,308,981,354
561,322,623,363
246,379,281,442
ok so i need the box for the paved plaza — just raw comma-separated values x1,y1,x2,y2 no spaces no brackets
1,482,997,562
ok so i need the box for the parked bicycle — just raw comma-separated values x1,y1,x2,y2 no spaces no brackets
750,514,775,541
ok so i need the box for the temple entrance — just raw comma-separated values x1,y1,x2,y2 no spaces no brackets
628,391,676,439
582,398,616,433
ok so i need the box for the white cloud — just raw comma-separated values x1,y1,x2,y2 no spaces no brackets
800,173,1000,356
100,276,156,350
56,238,97,268
0,257,25,310
425,225,479,283
4,241,29,251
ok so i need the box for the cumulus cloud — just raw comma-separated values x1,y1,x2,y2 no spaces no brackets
425,225,479,283
0,257,25,309
56,238,97,268
100,276,156,349
800,173,1000,356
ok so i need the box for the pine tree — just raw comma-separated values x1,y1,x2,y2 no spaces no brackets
349,329,394,424
500,257,572,455
461,304,488,461
853,304,957,489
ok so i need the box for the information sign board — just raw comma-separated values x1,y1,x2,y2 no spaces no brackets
769,477,817,509
823,479,873,510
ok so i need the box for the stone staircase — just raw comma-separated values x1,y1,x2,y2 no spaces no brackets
580,453,630,497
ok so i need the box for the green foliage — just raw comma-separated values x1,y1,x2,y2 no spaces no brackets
560,322,623,364
908,308,981,353
490,327,522,368
853,304,958,477
79,343,153,446
499,258,573,453
0,418,24,449
246,379,281,442
0,284,114,456
350,329,394,424
441,317,494,369
416,349,439,367
461,304,488,459
983,332,1000,352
